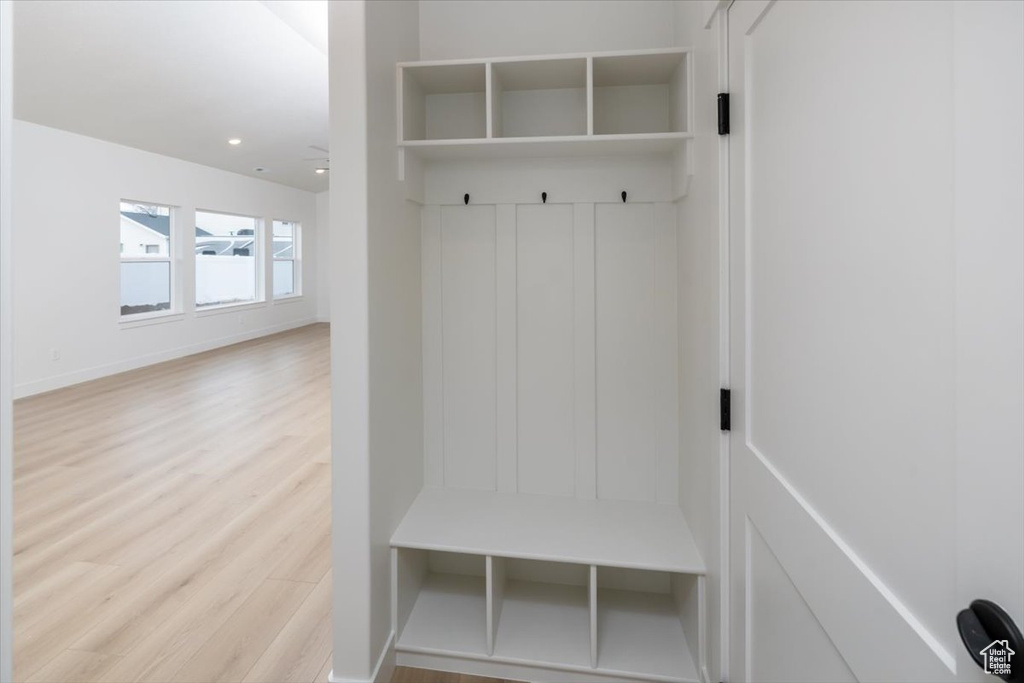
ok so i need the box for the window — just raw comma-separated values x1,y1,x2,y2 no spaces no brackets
120,201,173,317
195,211,260,308
273,220,300,298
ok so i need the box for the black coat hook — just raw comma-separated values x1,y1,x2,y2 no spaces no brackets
621,191,627,203
464,193,469,205
542,192,547,204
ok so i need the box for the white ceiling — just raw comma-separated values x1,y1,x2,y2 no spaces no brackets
13,0,329,192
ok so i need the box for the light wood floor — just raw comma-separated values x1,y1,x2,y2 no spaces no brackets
14,324,513,683
15,325,332,683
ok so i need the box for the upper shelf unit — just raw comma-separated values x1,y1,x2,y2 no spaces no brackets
397,48,692,160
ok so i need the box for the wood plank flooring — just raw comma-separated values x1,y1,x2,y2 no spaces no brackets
14,324,513,683
15,325,332,683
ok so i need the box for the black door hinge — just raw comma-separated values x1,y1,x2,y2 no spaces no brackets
720,388,731,431
718,93,730,135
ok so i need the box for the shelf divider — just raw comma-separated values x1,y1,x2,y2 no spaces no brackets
393,547,428,642
486,62,500,139
589,564,598,668
486,555,506,656
586,57,594,136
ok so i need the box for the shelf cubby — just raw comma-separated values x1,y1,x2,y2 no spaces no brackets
393,548,488,656
592,51,689,135
490,58,588,138
400,62,487,141
490,558,593,668
595,567,701,681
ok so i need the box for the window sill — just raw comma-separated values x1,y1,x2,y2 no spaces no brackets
272,294,304,305
195,300,268,318
120,311,185,329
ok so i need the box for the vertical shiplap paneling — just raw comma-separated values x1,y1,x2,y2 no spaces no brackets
495,204,518,493
655,202,679,505
441,204,497,490
595,203,658,502
573,203,597,500
421,206,444,487
516,204,575,496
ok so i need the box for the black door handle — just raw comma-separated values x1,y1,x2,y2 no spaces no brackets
957,599,1023,681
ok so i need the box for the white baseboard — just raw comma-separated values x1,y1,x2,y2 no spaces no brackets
14,317,320,399
316,314,331,323
396,649,694,683
328,631,395,683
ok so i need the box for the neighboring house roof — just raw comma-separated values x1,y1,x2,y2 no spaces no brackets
120,211,212,237
121,211,169,237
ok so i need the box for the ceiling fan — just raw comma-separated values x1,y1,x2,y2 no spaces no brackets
304,145,330,175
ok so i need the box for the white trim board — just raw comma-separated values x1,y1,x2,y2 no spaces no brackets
400,133,691,161
329,631,395,683
13,318,321,399
0,2,13,680
396,649,700,683
715,8,731,681
398,46,693,70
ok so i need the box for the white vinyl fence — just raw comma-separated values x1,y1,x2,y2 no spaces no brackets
121,255,257,309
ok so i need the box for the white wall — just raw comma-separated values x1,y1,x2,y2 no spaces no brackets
953,0,1024,658
419,0,676,60
330,0,422,680
12,121,320,397
366,0,423,675
674,3,723,682
316,189,330,321
329,0,373,677
0,2,13,680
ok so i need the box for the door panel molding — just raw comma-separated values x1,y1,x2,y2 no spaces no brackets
740,445,956,679
745,517,856,683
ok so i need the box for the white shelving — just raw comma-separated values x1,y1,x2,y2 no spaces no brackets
399,573,488,656
593,51,689,135
397,48,692,161
597,589,697,679
392,490,705,682
393,45,702,683
393,550,489,656
401,62,487,141
493,578,592,668
391,487,705,573
491,58,588,138
399,132,692,160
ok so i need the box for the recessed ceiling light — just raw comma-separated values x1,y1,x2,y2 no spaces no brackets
315,168,328,175
254,167,267,173
228,138,242,145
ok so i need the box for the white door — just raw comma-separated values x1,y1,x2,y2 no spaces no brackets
727,1,1023,681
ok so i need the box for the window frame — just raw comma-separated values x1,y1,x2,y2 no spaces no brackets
271,219,301,301
194,209,265,311
119,199,179,324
